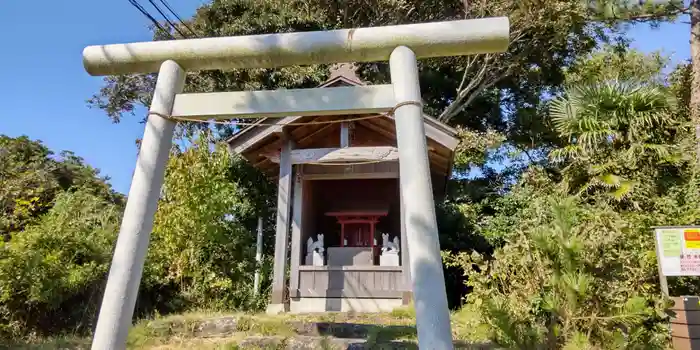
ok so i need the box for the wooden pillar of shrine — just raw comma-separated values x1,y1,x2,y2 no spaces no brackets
268,130,294,314
289,169,304,298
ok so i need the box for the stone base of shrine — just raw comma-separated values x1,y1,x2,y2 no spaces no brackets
289,265,409,313
266,303,288,315
289,297,403,313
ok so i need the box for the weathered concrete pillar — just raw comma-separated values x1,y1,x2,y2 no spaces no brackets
91,60,185,350
268,131,293,314
390,46,453,349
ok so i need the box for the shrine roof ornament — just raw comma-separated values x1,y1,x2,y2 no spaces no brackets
82,17,509,76
326,63,364,86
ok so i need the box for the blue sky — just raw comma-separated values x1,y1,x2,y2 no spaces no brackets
0,2,691,194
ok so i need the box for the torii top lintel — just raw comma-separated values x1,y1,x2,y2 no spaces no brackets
82,17,509,76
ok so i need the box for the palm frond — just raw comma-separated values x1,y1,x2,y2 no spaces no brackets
550,79,676,152
550,96,580,137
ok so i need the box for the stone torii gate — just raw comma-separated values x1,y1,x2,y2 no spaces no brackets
82,17,509,350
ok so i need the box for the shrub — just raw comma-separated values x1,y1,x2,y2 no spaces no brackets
0,189,120,338
445,172,674,349
144,135,270,313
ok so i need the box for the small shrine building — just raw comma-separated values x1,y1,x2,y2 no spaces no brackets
227,64,459,313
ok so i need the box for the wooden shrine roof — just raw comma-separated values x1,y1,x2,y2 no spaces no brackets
226,66,459,182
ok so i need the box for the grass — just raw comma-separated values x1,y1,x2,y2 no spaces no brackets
125,310,419,349
451,306,491,343
3,305,493,349
1,335,91,349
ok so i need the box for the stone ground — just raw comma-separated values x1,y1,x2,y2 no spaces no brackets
132,313,494,349
4,309,496,349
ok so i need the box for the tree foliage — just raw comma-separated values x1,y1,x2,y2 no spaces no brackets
547,49,695,208
0,189,121,337
550,80,682,201
0,135,127,338
0,134,274,338
144,133,274,312
0,135,123,238
444,48,698,348
447,183,672,349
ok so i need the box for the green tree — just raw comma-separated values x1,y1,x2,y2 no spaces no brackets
448,188,670,349
0,132,275,338
144,133,273,312
0,135,123,238
0,189,121,338
589,0,700,163
547,48,695,207
444,48,698,348
549,80,682,201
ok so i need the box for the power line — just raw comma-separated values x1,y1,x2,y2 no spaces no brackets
158,0,198,37
145,0,189,38
128,0,198,40
127,0,175,39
